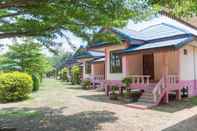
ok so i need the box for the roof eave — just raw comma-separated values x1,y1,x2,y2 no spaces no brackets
120,37,194,55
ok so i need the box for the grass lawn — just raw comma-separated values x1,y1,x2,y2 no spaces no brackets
1,78,197,131
153,97,197,113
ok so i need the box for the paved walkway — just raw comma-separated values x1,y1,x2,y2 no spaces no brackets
0,79,197,131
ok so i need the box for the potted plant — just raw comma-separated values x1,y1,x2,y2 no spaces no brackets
122,77,133,101
109,86,118,100
122,77,132,87
131,90,142,102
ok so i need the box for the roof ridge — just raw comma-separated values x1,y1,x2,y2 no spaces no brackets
160,11,197,31
146,33,192,44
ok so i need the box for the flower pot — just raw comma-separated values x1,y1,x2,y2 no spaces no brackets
109,93,118,100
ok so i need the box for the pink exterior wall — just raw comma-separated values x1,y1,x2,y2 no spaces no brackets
123,49,179,81
92,62,105,75
123,54,143,76
179,80,197,97
154,50,179,81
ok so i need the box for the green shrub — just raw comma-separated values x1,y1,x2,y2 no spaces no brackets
122,77,132,87
130,90,141,102
32,74,40,91
62,67,68,81
109,86,118,100
124,89,132,98
58,71,62,80
39,73,43,82
81,79,91,89
0,72,33,102
71,65,80,84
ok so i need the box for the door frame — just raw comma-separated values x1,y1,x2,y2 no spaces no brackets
143,53,155,80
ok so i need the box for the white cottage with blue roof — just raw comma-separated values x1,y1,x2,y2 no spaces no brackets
88,15,197,107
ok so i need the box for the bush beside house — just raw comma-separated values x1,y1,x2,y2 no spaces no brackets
71,65,81,85
61,67,68,81
122,77,141,102
0,72,33,102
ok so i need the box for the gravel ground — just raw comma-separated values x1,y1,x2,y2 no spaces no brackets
1,79,197,131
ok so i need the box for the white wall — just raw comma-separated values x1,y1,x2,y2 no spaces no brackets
179,42,197,80
79,59,92,79
106,44,126,80
83,62,91,79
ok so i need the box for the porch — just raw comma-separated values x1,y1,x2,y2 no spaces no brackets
105,49,183,106
123,49,180,82
126,50,182,105
90,60,105,88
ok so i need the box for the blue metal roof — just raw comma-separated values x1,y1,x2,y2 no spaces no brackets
92,57,105,63
115,23,188,41
73,47,104,59
89,23,190,49
88,16,197,53
88,51,104,57
122,36,193,54
88,28,145,48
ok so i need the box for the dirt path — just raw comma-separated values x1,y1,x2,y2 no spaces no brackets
0,79,197,131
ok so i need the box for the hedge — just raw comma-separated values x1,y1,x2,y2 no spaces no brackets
0,72,33,102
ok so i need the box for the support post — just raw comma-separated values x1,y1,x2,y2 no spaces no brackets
176,89,181,100
163,51,169,88
163,92,169,104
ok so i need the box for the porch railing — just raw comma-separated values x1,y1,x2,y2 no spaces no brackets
153,76,165,103
153,75,179,104
167,75,179,85
92,74,105,81
127,75,151,85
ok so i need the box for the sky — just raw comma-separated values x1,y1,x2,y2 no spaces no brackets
1,15,197,55
126,15,197,35
0,31,86,56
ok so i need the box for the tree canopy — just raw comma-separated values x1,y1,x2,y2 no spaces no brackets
149,0,197,17
0,41,52,76
0,0,196,48
0,0,151,41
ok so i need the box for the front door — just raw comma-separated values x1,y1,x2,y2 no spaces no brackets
143,54,154,80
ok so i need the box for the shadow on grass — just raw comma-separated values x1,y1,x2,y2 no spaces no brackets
78,94,126,105
162,114,197,131
152,97,197,113
0,107,117,131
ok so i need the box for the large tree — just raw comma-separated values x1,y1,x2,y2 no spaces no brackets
0,0,196,49
149,0,197,17
1,41,52,76
0,0,151,41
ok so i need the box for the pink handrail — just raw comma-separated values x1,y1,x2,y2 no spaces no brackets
153,76,165,103
153,75,179,104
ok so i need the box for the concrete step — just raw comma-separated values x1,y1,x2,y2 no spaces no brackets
125,102,156,110
138,89,155,103
140,95,154,100
142,91,153,96
138,98,154,103
144,89,154,93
